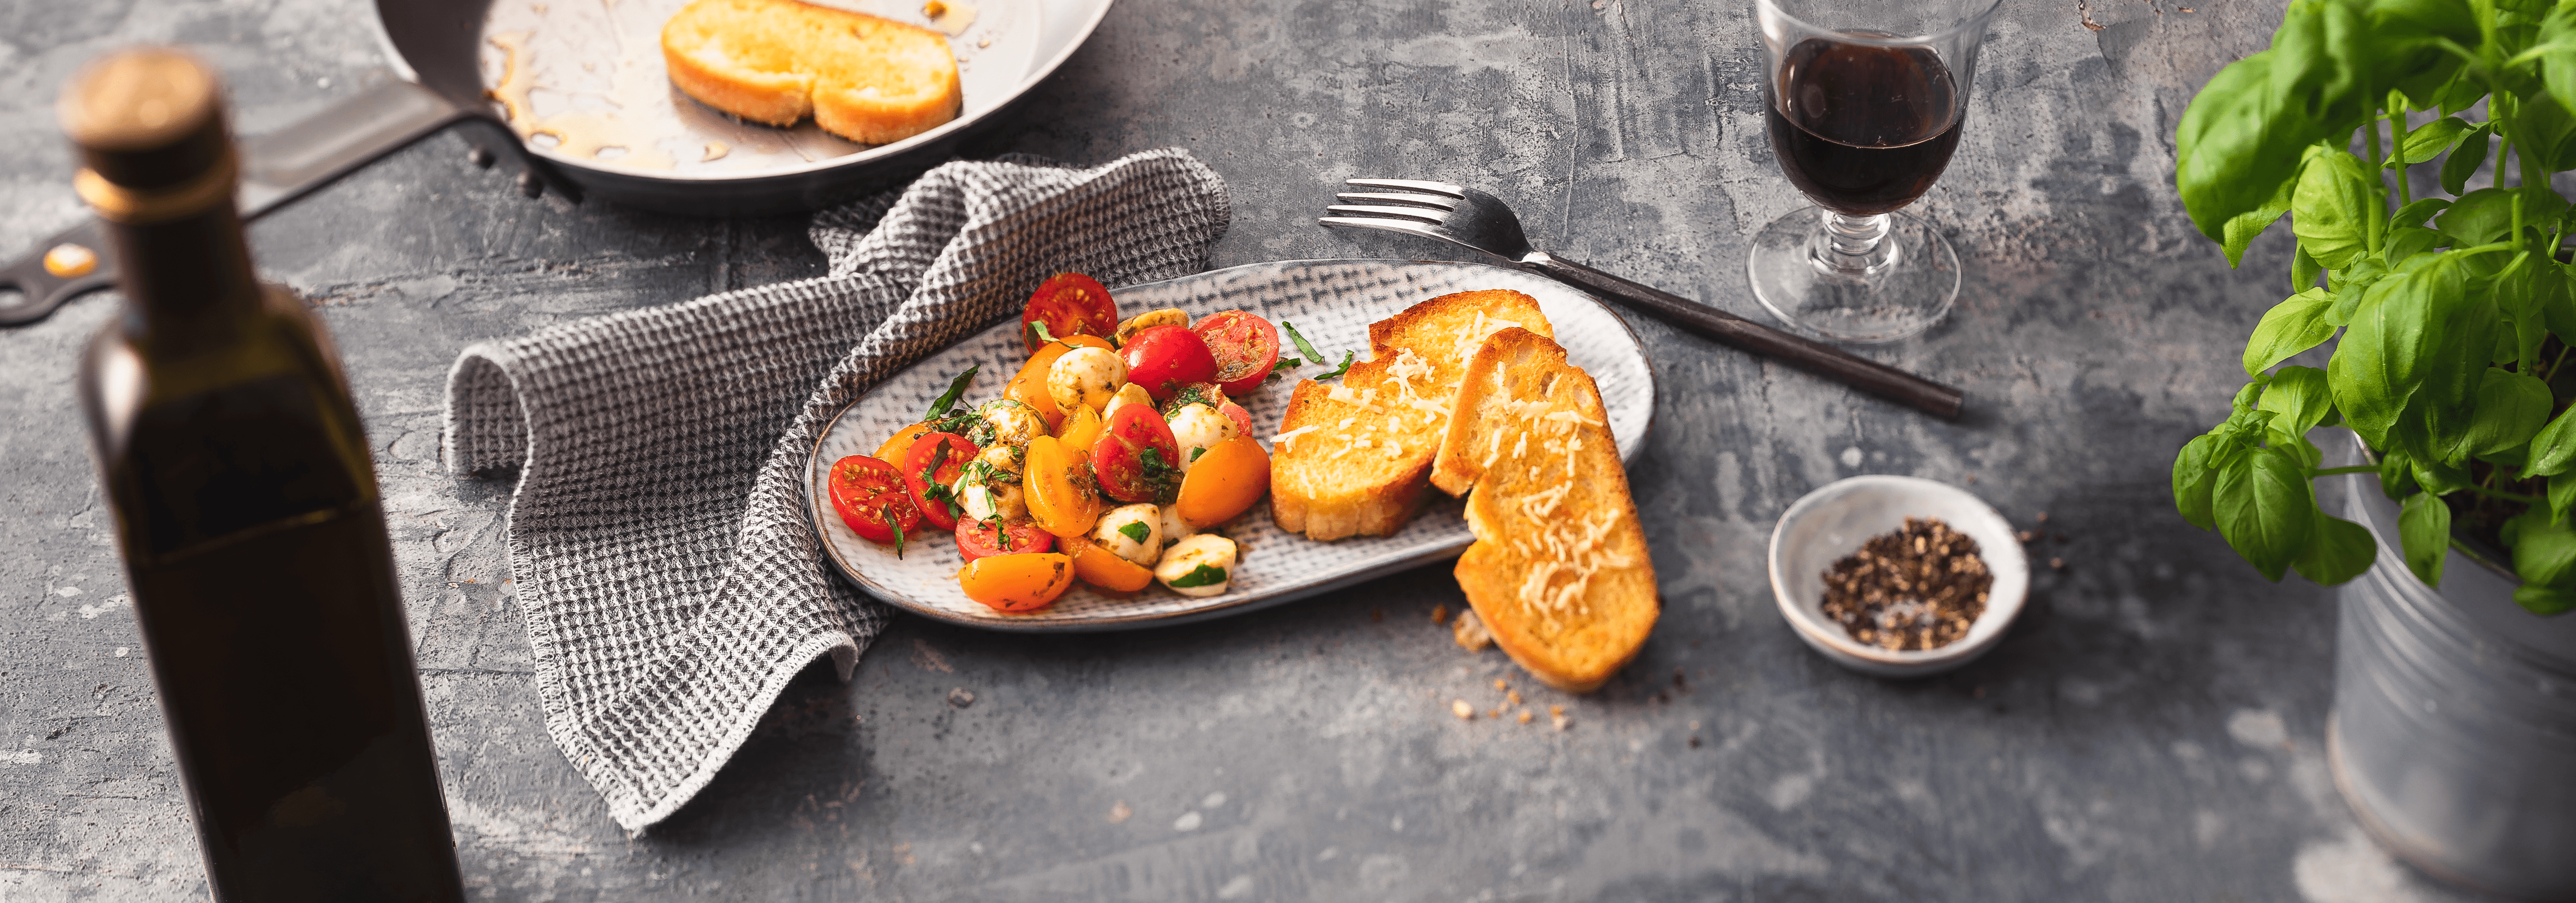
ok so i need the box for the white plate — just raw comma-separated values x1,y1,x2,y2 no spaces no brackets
807,259,1659,631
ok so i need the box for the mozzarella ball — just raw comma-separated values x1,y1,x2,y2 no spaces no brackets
1165,404,1240,472
1102,382,1155,422
955,480,1026,522
974,443,1023,475
1093,504,1164,566
1047,346,1127,414
1155,534,1238,598
1160,504,1197,543
970,399,1049,451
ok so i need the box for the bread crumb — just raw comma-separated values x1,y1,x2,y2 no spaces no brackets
1108,800,1131,823
1505,690,1521,706
2037,511,2049,523
1552,713,1571,731
1431,605,1451,625
1452,610,1493,651
1489,707,1504,718
1370,608,1384,623
1451,700,1474,721
1492,678,1507,691
1549,704,1564,716
1517,710,1533,724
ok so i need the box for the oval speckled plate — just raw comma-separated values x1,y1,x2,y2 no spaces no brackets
807,259,1656,631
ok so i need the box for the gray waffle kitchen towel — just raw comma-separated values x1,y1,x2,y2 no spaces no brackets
440,149,1230,831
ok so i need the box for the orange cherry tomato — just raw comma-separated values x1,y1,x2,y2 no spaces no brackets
1176,434,1270,528
1007,335,1117,430
874,422,936,464
1023,435,1104,538
1063,535,1155,593
957,552,1076,612
1055,403,1106,453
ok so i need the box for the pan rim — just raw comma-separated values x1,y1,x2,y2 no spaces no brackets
372,0,1118,184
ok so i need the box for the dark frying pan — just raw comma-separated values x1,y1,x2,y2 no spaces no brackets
0,0,1115,327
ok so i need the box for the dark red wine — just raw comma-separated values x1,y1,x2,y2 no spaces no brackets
1765,36,1964,216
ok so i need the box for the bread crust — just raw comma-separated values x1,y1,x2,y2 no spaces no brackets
660,0,961,145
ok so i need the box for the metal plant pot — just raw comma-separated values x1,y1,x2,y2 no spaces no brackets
2328,433,2576,900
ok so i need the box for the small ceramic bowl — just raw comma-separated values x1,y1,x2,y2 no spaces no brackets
1767,475,2030,678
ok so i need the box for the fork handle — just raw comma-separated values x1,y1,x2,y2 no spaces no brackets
1520,252,1964,420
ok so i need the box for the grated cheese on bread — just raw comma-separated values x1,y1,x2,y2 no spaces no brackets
1269,290,1554,541
1444,327,1657,693
662,0,962,146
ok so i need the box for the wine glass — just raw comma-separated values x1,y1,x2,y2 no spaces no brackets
1747,0,1999,343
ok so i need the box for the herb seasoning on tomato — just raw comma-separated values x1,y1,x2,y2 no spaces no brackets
1020,273,1118,352
1191,310,1283,396
1091,403,1186,503
956,517,1057,561
901,432,978,530
827,455,923,553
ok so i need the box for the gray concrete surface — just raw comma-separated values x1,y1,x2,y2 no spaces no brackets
0,0,2502,899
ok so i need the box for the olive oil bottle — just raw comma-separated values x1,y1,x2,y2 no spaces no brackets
66,49,467,902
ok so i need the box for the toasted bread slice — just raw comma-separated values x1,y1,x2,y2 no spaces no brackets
1268,290,1557,540
662,0,962,146
1447,328,1656,693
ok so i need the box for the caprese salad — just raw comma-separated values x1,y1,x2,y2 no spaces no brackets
824,272,1297,613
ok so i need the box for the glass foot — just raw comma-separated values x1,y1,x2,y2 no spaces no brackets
1746,207,1959,344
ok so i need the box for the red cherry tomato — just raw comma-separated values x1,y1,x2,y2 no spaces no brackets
901,432,979,531
1217,400,1254,437
1091,401,1185,503
826,455,922,547
1191,311,1283,396
956,517,1058,561
1122,324,1220,400
1020,273,1118,352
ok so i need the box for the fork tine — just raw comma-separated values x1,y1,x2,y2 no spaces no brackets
1344,178,1466,197
1335,192,1458,210
1323,204,1449,224
1318,216,1461,245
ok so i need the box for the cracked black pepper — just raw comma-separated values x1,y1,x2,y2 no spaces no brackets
1820,516,1991,651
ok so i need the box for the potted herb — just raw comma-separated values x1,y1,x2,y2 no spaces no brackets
2172,0,2576,896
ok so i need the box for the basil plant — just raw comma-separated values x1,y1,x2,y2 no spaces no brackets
2171,0,2576,614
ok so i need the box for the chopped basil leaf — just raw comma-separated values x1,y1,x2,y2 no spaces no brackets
1028,320,1058,345
889,511,907,559
1190,446,1207,462
1117,521,1150,543
1315,350,1357,380
1282,321,1328,365
1137,446,1182,501
924,365,981,422
1168,563,1229,588
1269,359,1300,374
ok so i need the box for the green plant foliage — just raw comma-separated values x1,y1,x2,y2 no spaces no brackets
2172,0,2576,611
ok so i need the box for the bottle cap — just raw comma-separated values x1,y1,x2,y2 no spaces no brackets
59,48,237,223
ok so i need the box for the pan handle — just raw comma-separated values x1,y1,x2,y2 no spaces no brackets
2,77,493,327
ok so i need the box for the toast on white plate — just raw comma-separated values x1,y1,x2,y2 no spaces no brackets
662,0,962,145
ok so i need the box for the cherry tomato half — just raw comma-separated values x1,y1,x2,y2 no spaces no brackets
1122,324,1220,400
1063,535,1156,593
901,432,979,531
827,455,922,547
956,517,1058,561
957,552,1076,612
1091,401,1185,504
1021,273,1118,352
1023,435,1103,539
1192,311,1283,396
874,422,936,464
1176,434,1271,528
1216,400,1254,438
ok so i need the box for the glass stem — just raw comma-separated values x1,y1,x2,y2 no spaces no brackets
1814,210,1899,273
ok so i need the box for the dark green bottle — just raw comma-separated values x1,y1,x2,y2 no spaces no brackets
67,48,467,902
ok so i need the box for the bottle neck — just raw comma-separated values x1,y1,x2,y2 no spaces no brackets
104,198,264,349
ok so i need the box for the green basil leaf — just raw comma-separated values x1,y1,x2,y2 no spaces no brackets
2224,175,2296,269
2397,490,2452,588
2326,257,2389,325
1167,563,1230,589
2378,225,2445,265
2245,289,2340,376
2527,406,2576,476
925,365,982,421
2440,122,2494,196
2329,261,2451,447
2438,187,2521,247
2541,2,2576,124
1317,350,1358,381
2294,245,2326,293
2389,197,2452,230
2378,444,2418,498
1117,520,1150,544
2259,365,2337,436
2523,90,2576,171
2388,115,2473,165
2489,252,2561,369
2175,433,2224,530
2291,145,2383,270
2215,445,2317,581
2465,367,2555,458
2175,51,2310,248
1281,321,1328,365
2554,470,2576,523
2292,509,2378,585
2510,506,2576,588
2512,584,2576,614
2233,375,2273,415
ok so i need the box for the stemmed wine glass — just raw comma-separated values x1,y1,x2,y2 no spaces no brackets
1747,0,2000,343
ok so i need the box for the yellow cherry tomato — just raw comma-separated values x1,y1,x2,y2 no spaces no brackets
1008,336,1115,431
1063,534,1156,593
1176,434,1270,528
874,422,936,464
1055,403,1106,454
1023,435,1104,539
957,553,1076,612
